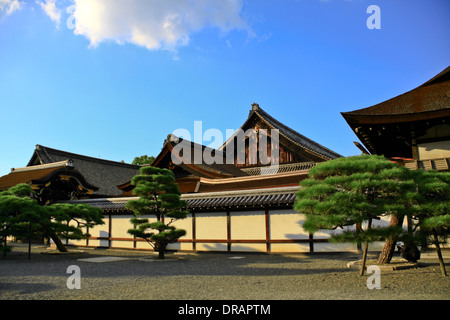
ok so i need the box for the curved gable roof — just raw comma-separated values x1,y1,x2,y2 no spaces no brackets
341,66,450,125
220,103,342,161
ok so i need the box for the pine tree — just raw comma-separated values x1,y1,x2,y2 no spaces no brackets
294,155,416,275
0,183,104,255
126,166,189,259
0,184,37,255
412,170,450,276
132,155,155,165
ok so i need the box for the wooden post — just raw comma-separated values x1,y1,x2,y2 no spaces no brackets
360,218,372,277
309,233,314,253
265,208,270,253
108,214,112,248
226,210,231,252
28,221,32,260
192,212,196,251
86,226,89,247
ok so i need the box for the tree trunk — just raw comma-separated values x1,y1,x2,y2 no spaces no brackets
377,215,404,264
49,232,68,252
432,229,447,277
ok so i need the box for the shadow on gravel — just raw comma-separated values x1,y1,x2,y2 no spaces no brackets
0,244,358,279
0,282,58,296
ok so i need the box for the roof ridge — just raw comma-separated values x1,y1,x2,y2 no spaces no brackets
418,65,450,88
63,185,300,203
341,66,450,117
34,145,141,169
254,106,342,159
219,104,342,159
164,135,247,177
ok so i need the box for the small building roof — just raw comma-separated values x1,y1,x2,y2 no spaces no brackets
152,134,248,179
0,160,98,194
27,145,140,197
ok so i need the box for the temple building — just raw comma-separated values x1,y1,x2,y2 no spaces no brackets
3,65,448,253
3,62,449,254
0,160,98,204
221,103,341,167
342,65,450,171
58,104,346,253
0,145,140,203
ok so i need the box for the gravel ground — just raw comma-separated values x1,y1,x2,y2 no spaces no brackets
1,243,449,301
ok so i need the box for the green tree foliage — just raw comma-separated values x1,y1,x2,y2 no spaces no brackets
294,155,417,275
0,183,104,254
132,155,155,165
126,166,189,259
295,155,449,276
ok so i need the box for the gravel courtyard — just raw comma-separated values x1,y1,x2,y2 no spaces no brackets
1,243,448,301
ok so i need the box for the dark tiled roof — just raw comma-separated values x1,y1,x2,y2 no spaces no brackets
220,104,342,161
186,192,296,211
66,186,299,213
27,145,140,197
155,135,248,179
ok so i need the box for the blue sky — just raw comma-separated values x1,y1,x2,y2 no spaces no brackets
0,0,449,176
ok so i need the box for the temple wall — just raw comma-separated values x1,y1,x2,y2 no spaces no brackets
61,208,389,254
418,140,450,160
58,209,450,253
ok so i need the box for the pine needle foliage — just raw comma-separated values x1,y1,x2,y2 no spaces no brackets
410,170,450,276
295,155,415,237
126,166,189,259
294,155,417,275
412,170,450,234
295,155,450,275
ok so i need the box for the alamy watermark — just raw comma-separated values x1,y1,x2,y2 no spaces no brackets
66,265,81,290
170,121,280,173
367,5,381,30
366,265,381,290
66,4,381,31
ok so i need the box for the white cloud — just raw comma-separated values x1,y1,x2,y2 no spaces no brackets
38,0,61,28
0,0,24,16
69,0,250,51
